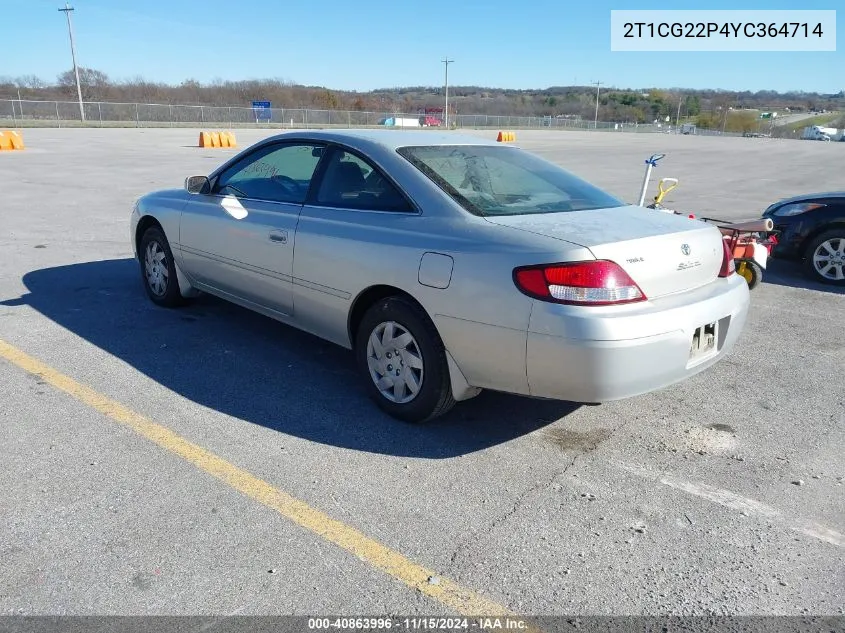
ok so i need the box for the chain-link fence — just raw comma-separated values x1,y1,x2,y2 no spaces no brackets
0,98,743,136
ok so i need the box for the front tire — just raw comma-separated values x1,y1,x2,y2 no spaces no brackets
802,229,845,286
355,296,455,423
139,226,188,307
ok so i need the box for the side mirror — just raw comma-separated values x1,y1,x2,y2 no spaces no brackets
185,175,210,194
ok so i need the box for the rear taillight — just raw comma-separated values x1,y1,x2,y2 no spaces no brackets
718,239,735,277
513,261,646,306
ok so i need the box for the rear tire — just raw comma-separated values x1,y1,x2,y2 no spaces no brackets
802,229,845,286
355,296,455,423
139,226,188,307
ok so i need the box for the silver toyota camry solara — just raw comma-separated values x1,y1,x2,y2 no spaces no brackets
130,130,750,423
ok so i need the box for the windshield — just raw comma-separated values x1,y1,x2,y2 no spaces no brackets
397,144,625,216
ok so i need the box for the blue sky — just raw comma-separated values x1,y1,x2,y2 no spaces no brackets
1,0,841,93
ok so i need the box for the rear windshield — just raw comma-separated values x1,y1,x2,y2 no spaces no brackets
396,145,625,217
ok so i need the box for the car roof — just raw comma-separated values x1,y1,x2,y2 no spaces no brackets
260,128,503,150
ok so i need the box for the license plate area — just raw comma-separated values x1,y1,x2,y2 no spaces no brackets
689,321,718,363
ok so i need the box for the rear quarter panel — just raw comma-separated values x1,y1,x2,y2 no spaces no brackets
291,209,591,394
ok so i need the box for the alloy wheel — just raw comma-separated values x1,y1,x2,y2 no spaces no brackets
812,237,845,281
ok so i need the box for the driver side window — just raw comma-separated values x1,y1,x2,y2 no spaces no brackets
215,143,324,204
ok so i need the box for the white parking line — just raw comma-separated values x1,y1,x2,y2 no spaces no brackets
614,461,844,548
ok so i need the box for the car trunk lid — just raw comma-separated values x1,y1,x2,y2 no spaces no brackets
485,205,725,299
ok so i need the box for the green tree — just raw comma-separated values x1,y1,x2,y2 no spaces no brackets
684,95,701,116
618,93,639,106
650,102,663,119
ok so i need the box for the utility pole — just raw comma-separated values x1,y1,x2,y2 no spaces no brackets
59,2,85,122
592,81,602,128
676,95,683,129
442,57,454,128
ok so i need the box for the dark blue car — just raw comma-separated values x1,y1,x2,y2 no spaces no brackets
762,192,845,286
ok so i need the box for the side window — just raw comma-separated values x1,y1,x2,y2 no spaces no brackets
315,149,414,212
215,143,324,204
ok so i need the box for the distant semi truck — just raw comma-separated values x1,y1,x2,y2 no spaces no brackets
802,125,839,141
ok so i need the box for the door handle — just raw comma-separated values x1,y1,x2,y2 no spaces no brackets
268,230,288,244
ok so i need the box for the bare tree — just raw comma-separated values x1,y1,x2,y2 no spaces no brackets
16,75,48,89
57,67,109,101
2,71,842,122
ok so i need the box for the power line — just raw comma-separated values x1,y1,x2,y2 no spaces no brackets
58,2,85,122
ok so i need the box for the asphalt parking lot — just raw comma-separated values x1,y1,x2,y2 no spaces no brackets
1,128,843,618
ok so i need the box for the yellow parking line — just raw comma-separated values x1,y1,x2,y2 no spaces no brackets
0,338,512,617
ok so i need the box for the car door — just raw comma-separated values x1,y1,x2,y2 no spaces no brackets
293,146,420,345
179,141,325,316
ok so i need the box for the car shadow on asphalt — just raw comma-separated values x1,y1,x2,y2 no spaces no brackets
761,259,845,295
3,259,578,458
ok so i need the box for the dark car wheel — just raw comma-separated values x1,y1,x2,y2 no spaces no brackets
803,229,845,286
139,226,188,307
355,296,455,423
